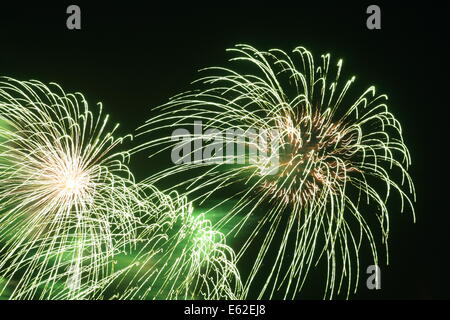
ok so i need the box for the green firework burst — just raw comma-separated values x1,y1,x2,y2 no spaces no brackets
102,185,243,300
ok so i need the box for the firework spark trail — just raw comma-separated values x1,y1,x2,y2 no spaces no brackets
0,77,241,300
0,77,145,299
136,44,416,299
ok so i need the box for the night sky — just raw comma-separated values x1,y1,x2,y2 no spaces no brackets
0,1,448,299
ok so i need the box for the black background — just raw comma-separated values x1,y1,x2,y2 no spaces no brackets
0,1,448,300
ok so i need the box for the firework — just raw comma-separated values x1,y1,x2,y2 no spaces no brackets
137,44,416,299
101,185,243,300
0,77,241,300
0,77,141,299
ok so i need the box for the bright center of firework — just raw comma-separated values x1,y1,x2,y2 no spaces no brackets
64,176,80,192
260,113,358,205
54,158,90,198
59,171,89,197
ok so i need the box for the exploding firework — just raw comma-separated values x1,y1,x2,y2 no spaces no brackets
0,77,241,300
0,77,141,299
137,44,416,299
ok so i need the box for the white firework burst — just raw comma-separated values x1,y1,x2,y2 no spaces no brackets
0,77,242,300
0,77,140,299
